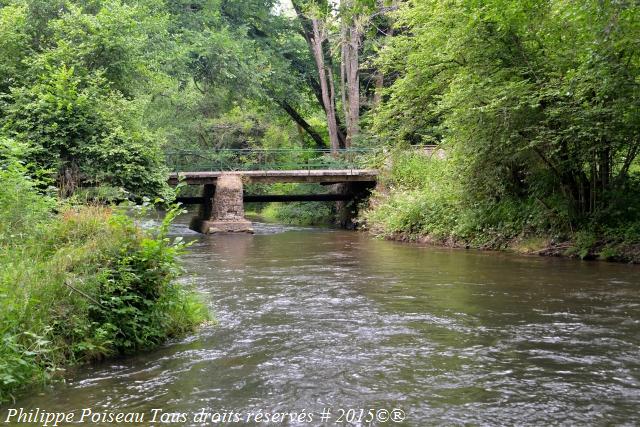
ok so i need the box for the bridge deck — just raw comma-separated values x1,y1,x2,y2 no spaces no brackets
168,169,379,185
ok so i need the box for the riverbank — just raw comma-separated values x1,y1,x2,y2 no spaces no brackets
246,183,335,226
359,151,640,264
0,158,208,403
373,231,640,264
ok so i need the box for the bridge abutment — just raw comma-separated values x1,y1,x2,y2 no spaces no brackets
334,181,376,229
189,175,253,234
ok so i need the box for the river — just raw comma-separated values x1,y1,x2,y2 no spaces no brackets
9,216,640,426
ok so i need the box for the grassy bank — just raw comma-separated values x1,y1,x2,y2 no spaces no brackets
360,151,640,263
0,155,208,403
247,183,335,226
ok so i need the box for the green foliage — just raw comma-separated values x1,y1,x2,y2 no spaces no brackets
148,0,330,152
0,0,173,199
0,137,56,242
38,0,170,97
364,149,640,260
261,201,334,226
255,183,335,225
0,163,208,403
364,151,580,249
363,152,462,239
71,185,127,204
1,65,170,198
363,0,640,255
373,0,640,223
86,207,205,353
0,3,29,93
565,231,599,260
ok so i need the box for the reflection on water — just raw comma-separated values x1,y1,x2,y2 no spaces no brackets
7,215,640,425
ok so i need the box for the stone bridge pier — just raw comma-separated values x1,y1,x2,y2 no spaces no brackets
189,174,254,234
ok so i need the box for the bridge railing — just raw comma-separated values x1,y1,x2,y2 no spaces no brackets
166,148,382,172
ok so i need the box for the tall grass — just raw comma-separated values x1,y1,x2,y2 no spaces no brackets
362,151,466,240
361,150,640,260
362,151,564,246
0,149,208,403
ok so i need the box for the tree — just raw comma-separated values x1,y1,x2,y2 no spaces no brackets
311,14,341,152
0,4,30,93
340,0,362,147
0,0,173,198
373,0,640,226
291,0,353,150
1,65,170,197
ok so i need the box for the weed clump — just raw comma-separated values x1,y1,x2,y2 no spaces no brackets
0,146,208,403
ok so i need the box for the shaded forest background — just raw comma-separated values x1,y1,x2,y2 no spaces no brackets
1,0,639,256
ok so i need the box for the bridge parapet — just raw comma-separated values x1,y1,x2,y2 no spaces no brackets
168,169,379,185
166,148,381,173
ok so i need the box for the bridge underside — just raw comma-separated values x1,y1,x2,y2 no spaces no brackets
169,170,378,234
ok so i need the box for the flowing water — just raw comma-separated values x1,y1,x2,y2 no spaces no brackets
7,216,640,426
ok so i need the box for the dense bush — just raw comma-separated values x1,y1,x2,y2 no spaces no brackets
0,0,172,199
369,1,639,230
0,138,56,241
364,152,461,238
1,65,171,199
362,150,640,260
0,146,207,403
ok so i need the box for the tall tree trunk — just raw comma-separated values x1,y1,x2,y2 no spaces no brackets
340,0,361,147
311,18,340,153
291,0,347,150
328,59,341,149
345,24,360,147
340,25,349,127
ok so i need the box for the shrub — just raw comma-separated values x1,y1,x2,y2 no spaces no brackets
0,162,207,403
0,65,170,199
362,152,462,240
0,137,56,243
362,151,569,248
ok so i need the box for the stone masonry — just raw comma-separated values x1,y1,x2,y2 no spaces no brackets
191,174,253,234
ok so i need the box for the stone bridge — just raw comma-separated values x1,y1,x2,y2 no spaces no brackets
168,169,378,234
